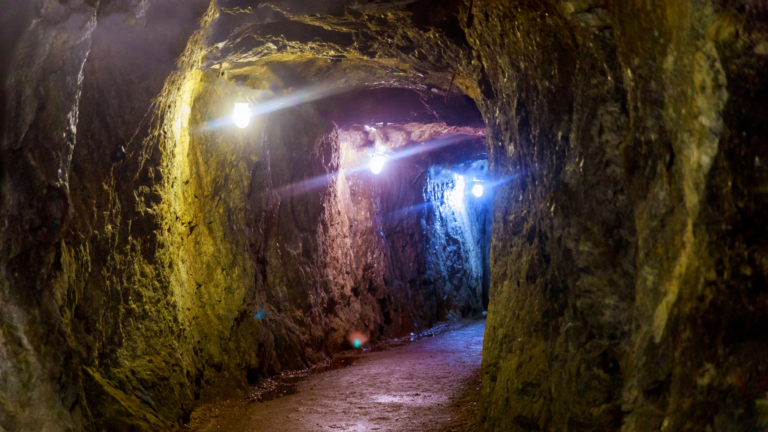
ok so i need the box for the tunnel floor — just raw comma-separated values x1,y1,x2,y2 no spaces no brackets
188,320,485,432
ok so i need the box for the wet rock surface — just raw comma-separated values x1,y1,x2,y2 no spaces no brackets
188,319,484,432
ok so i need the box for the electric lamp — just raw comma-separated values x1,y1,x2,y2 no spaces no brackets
370,154,387,174
233,93,250,128
472,184,484,197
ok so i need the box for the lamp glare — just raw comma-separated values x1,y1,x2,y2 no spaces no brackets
472,184,484,197
233,102,250,128
370,155,386,174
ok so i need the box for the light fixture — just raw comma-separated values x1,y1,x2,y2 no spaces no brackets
370,154,387,174
447,174,465,209
472,184,484,197
455,175,465,194
233,93,250,128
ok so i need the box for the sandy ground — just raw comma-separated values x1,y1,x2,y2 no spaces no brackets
188,319,485,432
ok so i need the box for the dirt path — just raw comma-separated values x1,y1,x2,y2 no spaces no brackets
188,320,485,432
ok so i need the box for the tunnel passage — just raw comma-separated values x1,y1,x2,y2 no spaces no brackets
0,0,499,427
3,0,768,431
0,23,494,426
154,76,494,425
331,108,493,319
180,68,493,381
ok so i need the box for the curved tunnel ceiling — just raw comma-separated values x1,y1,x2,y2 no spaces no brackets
205,0,487,172
206,0,475,96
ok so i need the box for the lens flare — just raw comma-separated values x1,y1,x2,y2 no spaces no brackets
348,332,368,349
370,155,386,174
472,184,484,197
233,102,250,128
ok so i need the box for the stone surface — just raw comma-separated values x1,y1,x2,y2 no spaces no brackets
2,0,768,431
0,2,488,430
465,0,768,431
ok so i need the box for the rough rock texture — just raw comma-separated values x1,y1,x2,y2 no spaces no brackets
467,0,768,431
3,0,768,431
0,1,488,430
423,160,492,316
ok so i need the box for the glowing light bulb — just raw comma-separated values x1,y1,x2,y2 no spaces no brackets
472,184,484,197
233,102,250,128
370,155,386,174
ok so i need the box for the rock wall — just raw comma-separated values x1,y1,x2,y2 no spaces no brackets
423,161,492,317
0,1,486,430
466,0,768,430
4,0,767,430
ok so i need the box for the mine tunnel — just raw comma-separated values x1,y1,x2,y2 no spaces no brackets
2,0,768,431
